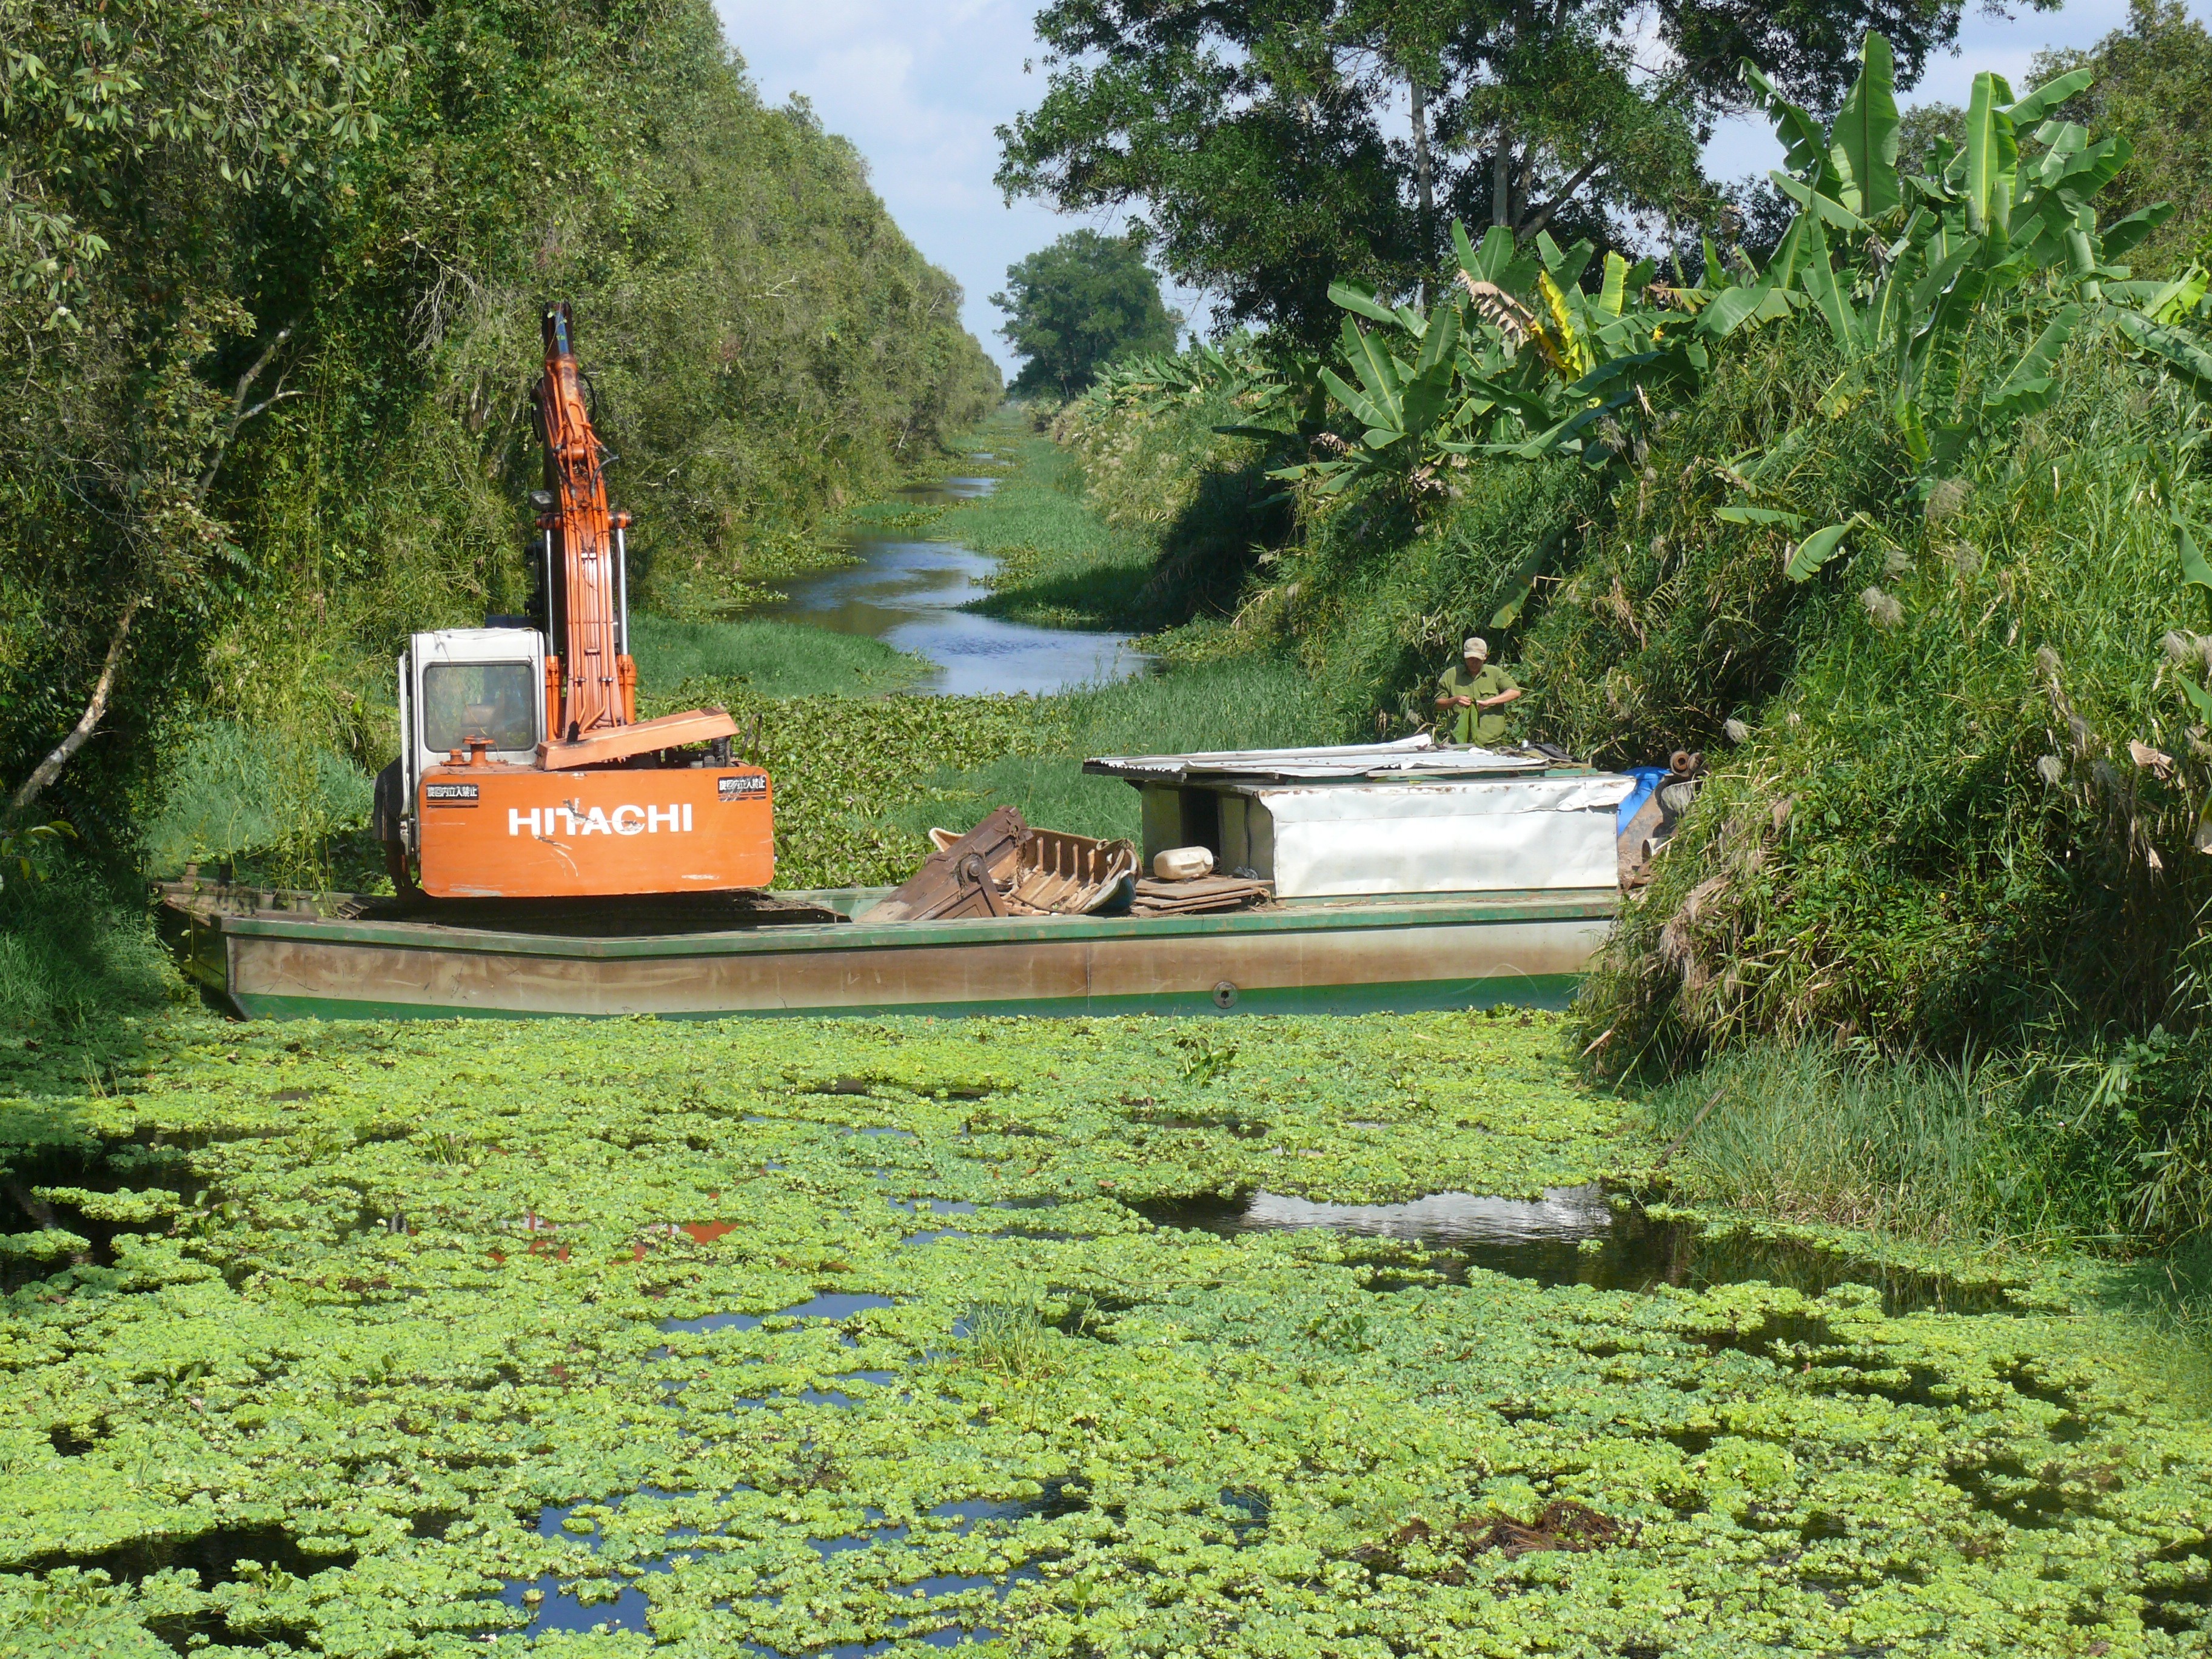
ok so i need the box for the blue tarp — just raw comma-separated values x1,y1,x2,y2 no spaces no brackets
1617,766,1669,834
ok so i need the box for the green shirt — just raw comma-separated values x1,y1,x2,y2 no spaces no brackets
1436,663,1521,745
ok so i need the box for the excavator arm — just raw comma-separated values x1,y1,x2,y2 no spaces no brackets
534,303,736,766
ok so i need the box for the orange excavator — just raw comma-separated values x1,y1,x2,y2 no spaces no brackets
386,304,774,900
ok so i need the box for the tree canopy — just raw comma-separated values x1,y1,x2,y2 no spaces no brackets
992,231,1183,396
996,0,2053,343
1,0,998,834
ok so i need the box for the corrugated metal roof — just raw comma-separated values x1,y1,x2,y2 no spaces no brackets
1082,736,1549,783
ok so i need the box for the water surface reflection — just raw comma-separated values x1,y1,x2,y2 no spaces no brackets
752,479,1150,697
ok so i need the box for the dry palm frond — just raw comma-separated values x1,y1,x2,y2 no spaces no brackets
1455,272,1540,346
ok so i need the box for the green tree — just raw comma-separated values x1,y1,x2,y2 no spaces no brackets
2034,0,2212,270
0,0,999,848
996,0,2051,344
0,0,396,821
991,231,1183,397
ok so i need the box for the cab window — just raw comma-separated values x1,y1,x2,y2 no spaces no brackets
421,662,537,754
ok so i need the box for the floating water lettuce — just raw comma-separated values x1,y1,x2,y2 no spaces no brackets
0,1010,2205,1655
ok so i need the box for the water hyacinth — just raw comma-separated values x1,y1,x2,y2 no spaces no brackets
2,1011,2210,1655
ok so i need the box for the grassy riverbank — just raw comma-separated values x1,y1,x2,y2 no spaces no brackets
8,1010,2212,1656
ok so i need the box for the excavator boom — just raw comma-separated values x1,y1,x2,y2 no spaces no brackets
537,303,631,741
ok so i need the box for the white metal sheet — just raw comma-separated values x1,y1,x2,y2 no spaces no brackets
1248,774,1632,897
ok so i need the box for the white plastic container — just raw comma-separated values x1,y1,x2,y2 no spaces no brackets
1152,845,1215,880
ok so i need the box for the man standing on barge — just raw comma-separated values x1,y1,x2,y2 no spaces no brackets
1435,637,1523,746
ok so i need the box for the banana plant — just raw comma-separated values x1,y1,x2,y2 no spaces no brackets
2111,263,2212,395
1278,296,1467,495
1083,340,1252,414
1266,206,1734,506
1697,32,2184,580
1743,35,2155,487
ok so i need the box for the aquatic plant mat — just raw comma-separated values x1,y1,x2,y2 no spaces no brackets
5,1011,2210,1655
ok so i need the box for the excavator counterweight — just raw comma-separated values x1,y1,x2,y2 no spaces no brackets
393,306,774,900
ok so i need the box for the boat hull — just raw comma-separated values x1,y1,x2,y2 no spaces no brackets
172,890,1614,1022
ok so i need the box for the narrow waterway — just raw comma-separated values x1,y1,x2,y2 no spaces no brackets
750,471,1151,697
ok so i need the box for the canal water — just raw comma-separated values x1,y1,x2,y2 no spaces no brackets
751,472,1150,697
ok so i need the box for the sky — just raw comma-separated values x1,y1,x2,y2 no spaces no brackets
712,0,2209,378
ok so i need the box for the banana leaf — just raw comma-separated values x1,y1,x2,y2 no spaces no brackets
1962,73,2019,236
2102,203,2176,263
1456,221,1541,300
1453,374,1560,431
1716,506,1808,528
2004,65,2093,127
1785,521,1854,581
1535,233,1596,290
1698,281,1781,339
1398,360,1457,438
1909,260,1992,461
1741,61,1840,197
1981,303,2082,425
2115,310,2212,392
2180,513,2212,594
1598,253,1629,318
1797,213,1862,355
1329,281,1404,330
1907,237,1980,327
1342,317,1404,401
1534,270,1594,376
1414,303,1461,376
1317,367,1394,435
1829,33,1902,221
1773,172,1870,234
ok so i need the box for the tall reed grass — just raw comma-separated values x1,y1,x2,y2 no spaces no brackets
877,654,1332,845
1638,1042,2030,1250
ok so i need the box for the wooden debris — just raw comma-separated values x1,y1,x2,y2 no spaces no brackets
1355,1500,1627,1584
873,808,1138,922
1130,875,1271,916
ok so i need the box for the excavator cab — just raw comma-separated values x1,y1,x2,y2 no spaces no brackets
403,629,546,777
390,306,775,901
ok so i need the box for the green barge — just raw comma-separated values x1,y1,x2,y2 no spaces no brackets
158,881,1613,1021
160,739,1637,1021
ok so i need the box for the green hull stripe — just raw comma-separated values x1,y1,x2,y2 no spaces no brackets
230,973,1583,1024
210,888,1616,960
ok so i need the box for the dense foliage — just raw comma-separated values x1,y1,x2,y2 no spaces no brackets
1,0,999,853
992,231,1182,398
995,0,2044,341
1041,8,2212,1239
13,1009,2212,1656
